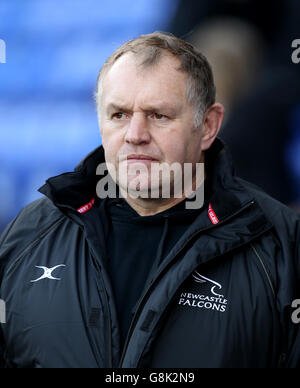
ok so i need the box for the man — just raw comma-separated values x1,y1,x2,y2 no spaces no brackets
0,32,299,368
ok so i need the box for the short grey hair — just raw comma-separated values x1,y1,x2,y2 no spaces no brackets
95,31,216,127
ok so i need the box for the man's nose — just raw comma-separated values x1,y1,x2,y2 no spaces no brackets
125,113,151,145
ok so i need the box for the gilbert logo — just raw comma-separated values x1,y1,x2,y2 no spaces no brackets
0,39,6,63
178,272,228,313
30,265,66,283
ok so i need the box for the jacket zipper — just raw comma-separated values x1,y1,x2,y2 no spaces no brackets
59,211,114,368
251,244,275,297
99,265,113,368
119,200,259,366
88,248,113,368
60,209,114,368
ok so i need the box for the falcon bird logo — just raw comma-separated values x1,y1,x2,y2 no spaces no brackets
192,271,224,298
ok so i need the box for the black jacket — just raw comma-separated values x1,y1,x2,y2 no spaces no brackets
0,139,299,368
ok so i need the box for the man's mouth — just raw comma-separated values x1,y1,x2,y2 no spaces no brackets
126,154,159,164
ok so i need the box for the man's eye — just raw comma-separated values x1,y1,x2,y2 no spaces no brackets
112,112,128,120
151,113,167,120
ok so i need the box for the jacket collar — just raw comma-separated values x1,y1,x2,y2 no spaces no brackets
39,138,268,228
39,145,106,211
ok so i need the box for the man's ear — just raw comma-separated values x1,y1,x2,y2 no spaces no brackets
201,103,225,151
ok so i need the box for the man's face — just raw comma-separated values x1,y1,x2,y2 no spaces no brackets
98,53,204,198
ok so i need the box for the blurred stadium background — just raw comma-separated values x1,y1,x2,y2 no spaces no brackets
0,0,300,234
0,0,178,233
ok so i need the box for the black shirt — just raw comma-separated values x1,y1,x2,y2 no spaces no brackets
99,195,203,348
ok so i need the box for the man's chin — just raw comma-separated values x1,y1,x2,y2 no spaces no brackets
118,181,163,200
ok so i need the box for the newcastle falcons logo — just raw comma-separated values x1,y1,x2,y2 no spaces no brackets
178,271,228,313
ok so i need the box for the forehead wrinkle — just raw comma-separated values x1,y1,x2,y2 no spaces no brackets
106,102,132,111
139,101,182,115
101,53,191,114
104,52,186,91
105,99,183,117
